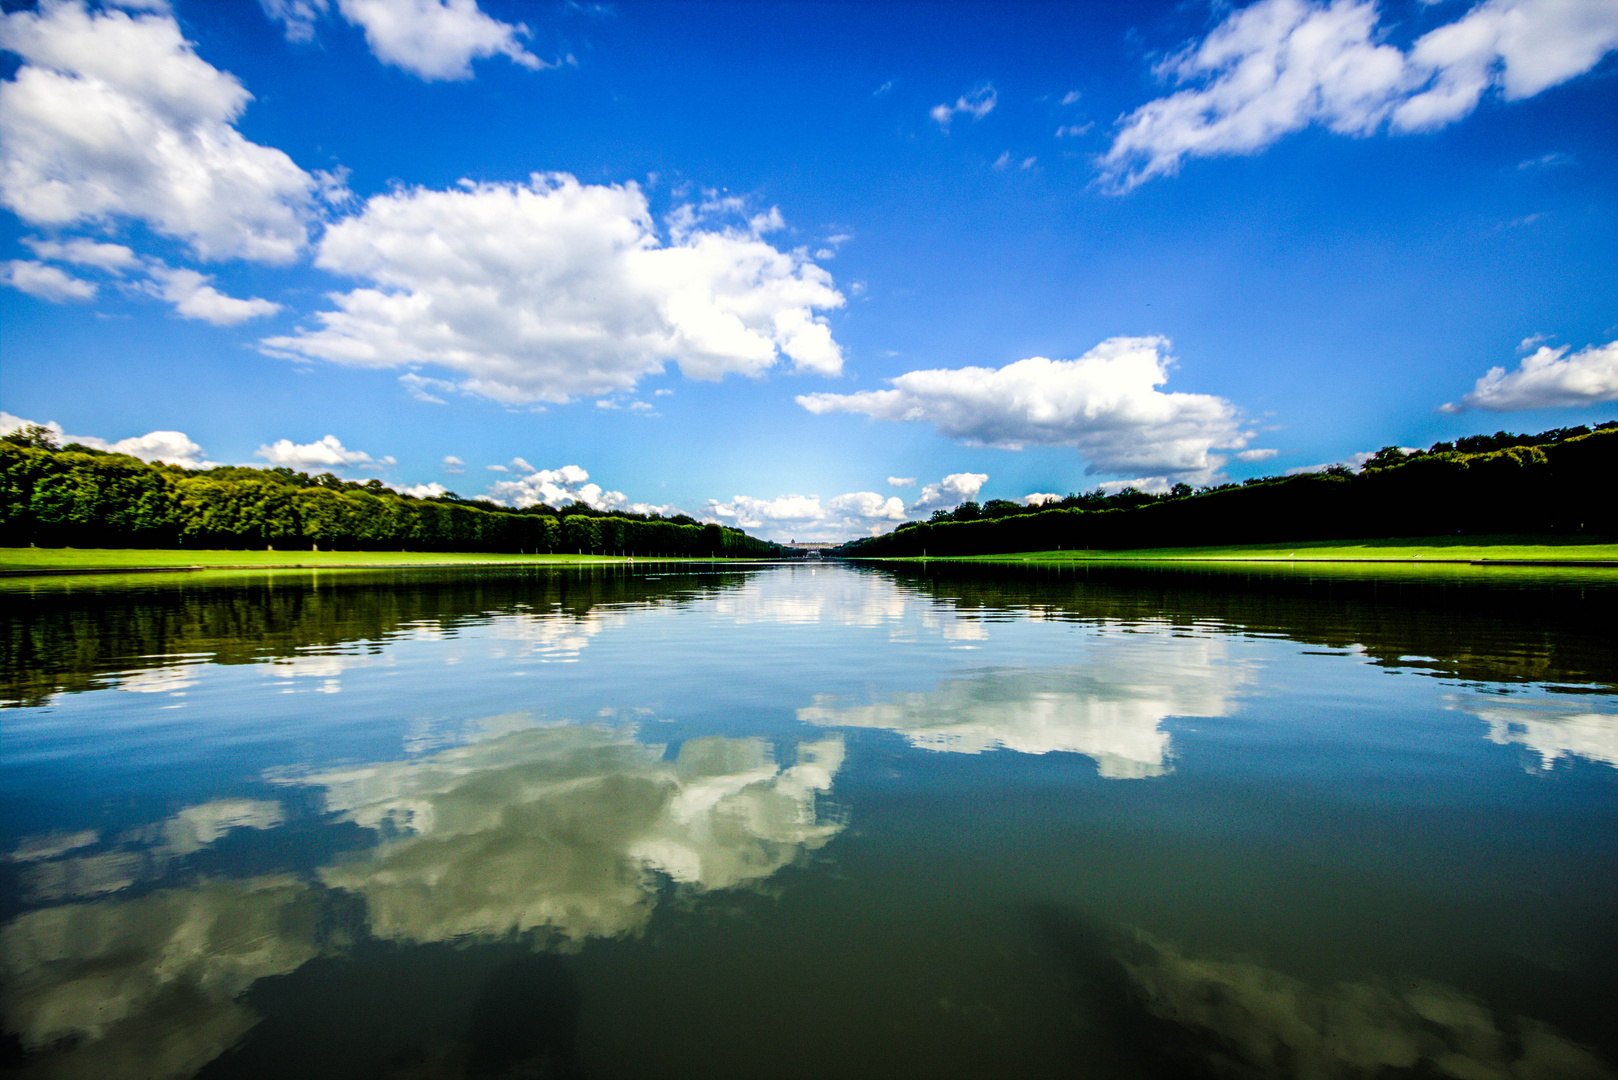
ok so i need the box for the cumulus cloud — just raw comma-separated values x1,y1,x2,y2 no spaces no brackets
0,410,215,467
930,83,997,130
396,481,448,499
1100,0,1618,191
441,454,465,473
799,336,1260,483
910,472,988,511
0,1,318,261
829,491,908,521
261,174,846,404
1023,492,1061,506
480,462,676,516
2,258,95,301
702,489,908,543
98,429,213,467
887,476,916,487
146,266,281,325
335,0,549,81
1441,339,1618,412
255,434,391,470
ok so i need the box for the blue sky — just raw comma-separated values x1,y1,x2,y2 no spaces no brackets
2,0,1615,541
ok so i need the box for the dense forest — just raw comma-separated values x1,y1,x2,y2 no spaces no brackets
839,423,1618,558
0,430,780,557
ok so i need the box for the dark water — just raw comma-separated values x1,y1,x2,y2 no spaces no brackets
2,561,1615,1079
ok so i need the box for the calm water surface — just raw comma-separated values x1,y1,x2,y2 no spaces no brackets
2,562,1615,1079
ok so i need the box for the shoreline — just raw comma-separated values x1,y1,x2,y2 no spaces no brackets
0,551,741,577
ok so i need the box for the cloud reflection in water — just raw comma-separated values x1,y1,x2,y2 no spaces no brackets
799,633,1246,777
299,724,844,943
1464,698,1618,771
0,721,844,1075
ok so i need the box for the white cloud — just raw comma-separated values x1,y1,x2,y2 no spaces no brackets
1100,0,1618,191
2,258,95,300
261,174,846,404
828,491,907,521
910,472,988,511
399,373,456,403
799,336,1260,483
396,481,448,498
480,462,675,516
0,411,214,467
1395,0,1618,131
886,476,916,487
441,454,464,473
101,429,211,467
702,489,908,543
255,434,387,470
1060,90,1082,106
22,235,138,271
1517,151,1571,170
1235,447,1279,461
146,266,280,325
930,83,996,130
1441,339,1618,412
259,0,328,42
0,1,318,261
335,0,548,81
1023,492,1062,506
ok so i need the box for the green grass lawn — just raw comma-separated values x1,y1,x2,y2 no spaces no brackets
891,534,1618,563
0,548,723,572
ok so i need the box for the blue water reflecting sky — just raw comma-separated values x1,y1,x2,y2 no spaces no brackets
2,564,1614,1078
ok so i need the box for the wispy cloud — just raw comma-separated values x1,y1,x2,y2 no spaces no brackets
930,83,997,130
1100,0,1618,192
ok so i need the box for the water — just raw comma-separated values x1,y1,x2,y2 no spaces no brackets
2,561,1614,1079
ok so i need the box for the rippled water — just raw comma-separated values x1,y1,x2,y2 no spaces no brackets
2,562,1615,1079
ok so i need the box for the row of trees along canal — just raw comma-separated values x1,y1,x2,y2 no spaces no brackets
837,423,1618,558
0,432,781,557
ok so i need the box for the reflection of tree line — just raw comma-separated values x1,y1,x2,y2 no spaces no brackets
0,567,759,707
1031,908,1614,1079
9,562,1615,709
884,563,1618,688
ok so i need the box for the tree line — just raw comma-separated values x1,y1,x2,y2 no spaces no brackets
841,423,1618,557
0,431,779,557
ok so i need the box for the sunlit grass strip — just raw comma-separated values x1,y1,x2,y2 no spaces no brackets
886,535,1618,563
0,548,733,572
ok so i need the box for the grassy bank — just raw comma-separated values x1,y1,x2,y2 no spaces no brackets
874,534,1618,564
0,548,732,573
